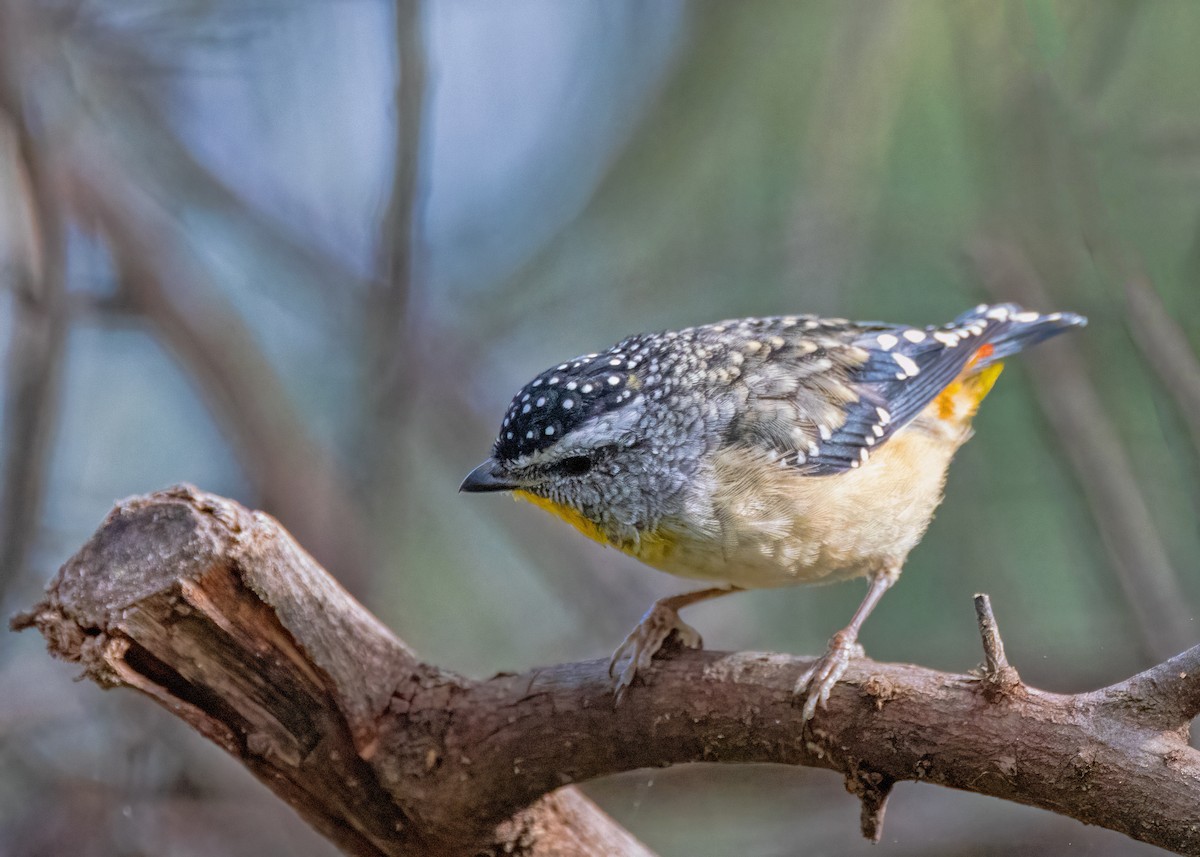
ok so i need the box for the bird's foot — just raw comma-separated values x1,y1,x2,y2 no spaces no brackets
608,602,703,703
794,630,864,723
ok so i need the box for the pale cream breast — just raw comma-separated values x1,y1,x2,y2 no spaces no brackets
645,408,967,588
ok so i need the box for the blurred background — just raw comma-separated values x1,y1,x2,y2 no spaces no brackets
1,1,1198,854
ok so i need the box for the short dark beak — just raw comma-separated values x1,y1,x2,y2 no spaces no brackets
459,459,518,493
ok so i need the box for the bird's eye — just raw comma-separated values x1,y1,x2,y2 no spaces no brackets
556,455,593,476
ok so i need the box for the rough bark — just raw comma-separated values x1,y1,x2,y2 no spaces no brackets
15,487,1200,855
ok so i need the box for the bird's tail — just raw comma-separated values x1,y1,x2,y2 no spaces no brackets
955,303,1087,371
931,304,1085,422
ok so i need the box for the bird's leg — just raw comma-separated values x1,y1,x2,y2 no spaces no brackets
609,586,741,703
795,564,899,723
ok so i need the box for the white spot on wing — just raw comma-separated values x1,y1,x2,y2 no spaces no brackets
893,353,920,377
877,333,899,350
903,329,926,343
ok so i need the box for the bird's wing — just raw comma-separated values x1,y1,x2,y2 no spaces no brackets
715,305,1080,476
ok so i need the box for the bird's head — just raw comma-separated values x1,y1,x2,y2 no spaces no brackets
460,338,703,551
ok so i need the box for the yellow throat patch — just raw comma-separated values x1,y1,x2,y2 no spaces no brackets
513,490,676,563
514,490,609,544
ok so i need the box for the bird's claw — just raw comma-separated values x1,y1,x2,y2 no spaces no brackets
609,602,704,703
794,631,864,723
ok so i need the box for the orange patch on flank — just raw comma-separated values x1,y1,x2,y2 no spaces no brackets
936,345,1004,421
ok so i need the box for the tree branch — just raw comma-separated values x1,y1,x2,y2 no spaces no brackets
15,487,1200,855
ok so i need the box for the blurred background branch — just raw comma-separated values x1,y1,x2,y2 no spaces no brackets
69,155,373,596
1123,275,1200,461
970,239,1194,660
0,0,69,605
360,0,425,492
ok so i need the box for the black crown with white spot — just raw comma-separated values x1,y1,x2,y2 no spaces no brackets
494,345,645,461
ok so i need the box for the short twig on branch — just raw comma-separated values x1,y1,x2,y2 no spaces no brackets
973,593,1022,700
14,487,1200,856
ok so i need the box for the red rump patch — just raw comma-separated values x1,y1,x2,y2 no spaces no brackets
967,343,995,369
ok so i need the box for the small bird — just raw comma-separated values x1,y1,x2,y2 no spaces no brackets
461,303,1085,721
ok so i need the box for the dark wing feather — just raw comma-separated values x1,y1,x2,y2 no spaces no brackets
800,304,1084,474
704,306,1083,476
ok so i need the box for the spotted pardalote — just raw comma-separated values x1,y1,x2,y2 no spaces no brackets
461,303,1086,720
